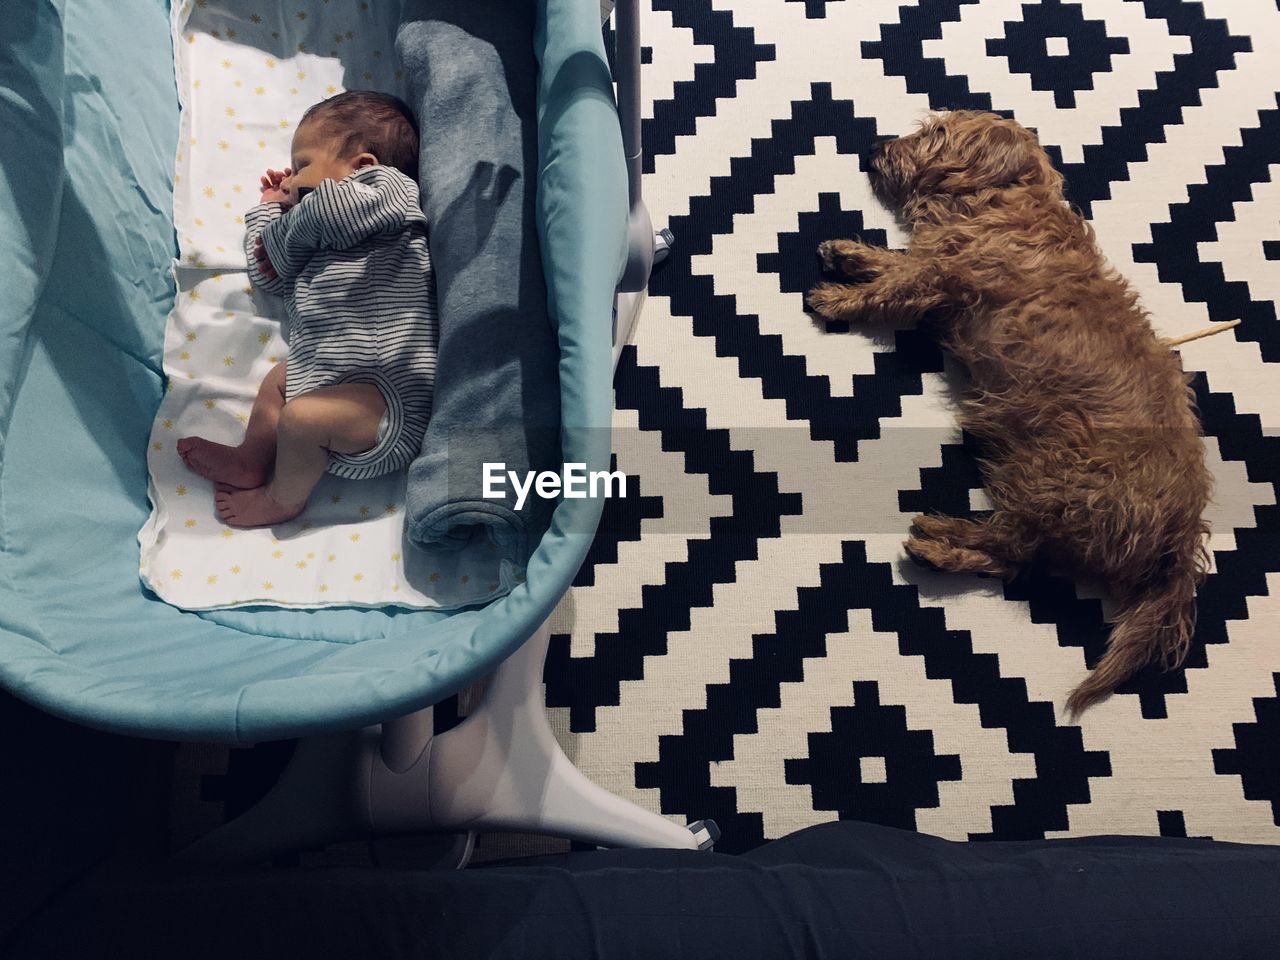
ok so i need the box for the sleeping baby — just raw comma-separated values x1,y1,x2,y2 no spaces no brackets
177,90,437,528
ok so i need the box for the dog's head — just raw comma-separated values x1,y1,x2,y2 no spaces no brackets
868,110,1062,218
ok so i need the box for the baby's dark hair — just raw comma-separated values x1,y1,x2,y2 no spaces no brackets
300,90,420,178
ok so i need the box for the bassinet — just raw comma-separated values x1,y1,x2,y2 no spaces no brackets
0,0,712,861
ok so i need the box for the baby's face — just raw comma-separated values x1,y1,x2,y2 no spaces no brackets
281,120,368,198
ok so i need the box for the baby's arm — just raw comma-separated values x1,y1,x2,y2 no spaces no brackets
244,203,290,295
243,167,297,294
286,167,422,253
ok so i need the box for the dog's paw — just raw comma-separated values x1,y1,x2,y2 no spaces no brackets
903,536,946,573
805,282,853,320
817,239,880,279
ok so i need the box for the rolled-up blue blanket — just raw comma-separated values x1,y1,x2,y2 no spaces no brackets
396,0,560,568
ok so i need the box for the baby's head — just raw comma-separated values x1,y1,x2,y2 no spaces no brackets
283,90,419,198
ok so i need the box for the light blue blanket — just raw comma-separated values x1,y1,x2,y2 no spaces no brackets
398,0,561,571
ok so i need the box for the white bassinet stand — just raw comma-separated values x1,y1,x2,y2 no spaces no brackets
180,0,716,867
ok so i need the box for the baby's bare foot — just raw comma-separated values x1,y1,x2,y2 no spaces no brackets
178,436,270,489
214,482,305,528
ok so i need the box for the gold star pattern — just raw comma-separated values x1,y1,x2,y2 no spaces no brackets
319,584,329,593
330,495,342,504
162,419,173,429
204,399,216,410
171,569,183,580
349,533,361,542
185,518,197,528
353,573,364,582
207,575,218,584
263,581,274,590
222,356,235,366
176,485,188,496
429,572,440,583
272,550,284,559
384,503,397,515
230,565,241,574
186,332,198,342
296,561,307,569
221,529,234,539
359,505,370,516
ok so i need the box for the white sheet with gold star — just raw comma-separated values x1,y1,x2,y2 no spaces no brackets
139,0,518,610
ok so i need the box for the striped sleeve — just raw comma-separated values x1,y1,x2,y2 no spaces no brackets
243,202,290,295
287,166,422,256
258,196,324,284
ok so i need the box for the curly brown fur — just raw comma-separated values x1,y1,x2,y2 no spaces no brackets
808,110,1212,720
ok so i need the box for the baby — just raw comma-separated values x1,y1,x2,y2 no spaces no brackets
177,90,437,528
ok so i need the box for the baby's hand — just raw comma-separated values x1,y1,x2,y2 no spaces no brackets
259,167,294,205
254,236,278,280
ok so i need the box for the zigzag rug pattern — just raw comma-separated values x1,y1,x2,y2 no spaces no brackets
175,0,1280,861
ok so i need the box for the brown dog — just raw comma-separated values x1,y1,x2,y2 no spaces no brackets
807,110,1212,718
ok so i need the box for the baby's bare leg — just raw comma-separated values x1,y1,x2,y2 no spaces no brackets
215,383,385,528
178,361,287,488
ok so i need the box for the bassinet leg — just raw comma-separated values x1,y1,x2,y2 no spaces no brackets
175,724,475,868
369,617,714,852
180,617,716,864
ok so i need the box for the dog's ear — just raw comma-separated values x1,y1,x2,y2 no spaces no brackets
938,122,1034,193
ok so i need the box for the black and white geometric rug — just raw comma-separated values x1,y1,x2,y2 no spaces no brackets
174,0,1280,860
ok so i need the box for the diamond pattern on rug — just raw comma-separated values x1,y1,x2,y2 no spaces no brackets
174,0,1280,861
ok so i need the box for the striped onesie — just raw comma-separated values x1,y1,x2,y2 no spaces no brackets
244,165,437,480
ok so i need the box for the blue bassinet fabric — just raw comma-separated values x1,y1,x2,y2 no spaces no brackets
398,0,561,571
0,0,625,744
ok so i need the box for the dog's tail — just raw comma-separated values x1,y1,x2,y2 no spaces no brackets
1064,535,1207,720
